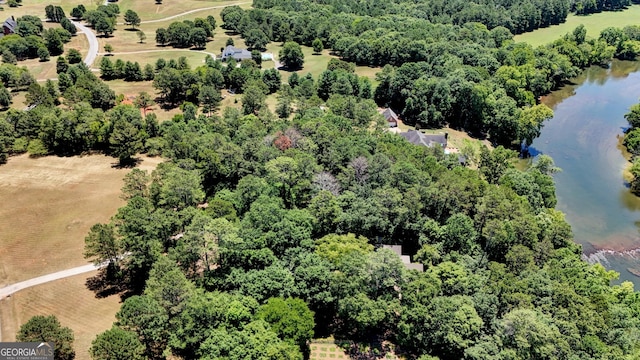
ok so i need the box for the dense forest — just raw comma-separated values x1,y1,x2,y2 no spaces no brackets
251,0,637,34
2,0,640,359
78,103,640,360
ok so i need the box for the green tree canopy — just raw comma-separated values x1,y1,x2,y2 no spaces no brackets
17,315,75,360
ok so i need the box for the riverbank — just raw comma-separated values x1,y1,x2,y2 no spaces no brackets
532,60,640,285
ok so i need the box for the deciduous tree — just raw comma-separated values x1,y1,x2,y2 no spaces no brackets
279,41,304,70
90,326,145,360
124,10,141,29
17,315,75,360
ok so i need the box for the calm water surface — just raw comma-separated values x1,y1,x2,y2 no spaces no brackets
531,60,640,285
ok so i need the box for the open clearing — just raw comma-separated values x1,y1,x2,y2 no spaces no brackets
514,5,640,47
118,0,249,21
0,153,162,285
0,271,122,360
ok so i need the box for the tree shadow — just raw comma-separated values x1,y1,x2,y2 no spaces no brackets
85,266,131,299
111,156,142,169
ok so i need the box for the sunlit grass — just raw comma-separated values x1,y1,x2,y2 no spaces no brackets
514,5,640,47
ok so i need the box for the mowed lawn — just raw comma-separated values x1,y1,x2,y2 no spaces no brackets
264,43,383,84
2,0,88,19
0,272,122,360
0,153,162,285
514,5,640,46
117,0,251,21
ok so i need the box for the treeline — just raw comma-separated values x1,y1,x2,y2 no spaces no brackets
253,0,638,34
100,57,155,81
0,61,125,163
252,0,570,34
155,17,216,49
77,94,640,359
623,101,640,192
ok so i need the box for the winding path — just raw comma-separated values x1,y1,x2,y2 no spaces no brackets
0,263,104,299
71,20,99,67
134,2,251,24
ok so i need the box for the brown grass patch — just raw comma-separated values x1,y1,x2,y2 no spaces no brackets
0,271,122,360
0,154,162,286
118,0,251,21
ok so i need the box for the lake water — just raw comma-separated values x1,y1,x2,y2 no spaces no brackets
530,60,640,285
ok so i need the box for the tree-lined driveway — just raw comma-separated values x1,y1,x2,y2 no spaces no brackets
71,20,99,67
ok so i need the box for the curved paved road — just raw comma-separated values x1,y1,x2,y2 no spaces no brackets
72,20,99,67
0,263,104,299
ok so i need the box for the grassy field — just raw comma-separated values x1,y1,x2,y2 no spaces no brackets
2,0,90,19
264,43,382,84
117,0,250,21
0,153,162,359
0,272,122,360
0,154,162,285
514,5,640,47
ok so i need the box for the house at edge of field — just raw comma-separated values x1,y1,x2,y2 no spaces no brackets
2,16,16,37
221,45,252,61
378,107,399,127
382,245,424,272
399,130,448,149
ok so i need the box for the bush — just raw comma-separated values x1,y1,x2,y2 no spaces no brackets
2,50,16,64
37,47,49,62
27,139,48,157
12,137,28,153
67,48,82,64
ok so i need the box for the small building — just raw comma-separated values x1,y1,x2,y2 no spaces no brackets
2,16,16,36
382,245,424,272
221,45,252,61
399,130,447,148
378,107,399,127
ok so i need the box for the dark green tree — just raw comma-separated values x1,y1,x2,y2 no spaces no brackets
67,48,82,64
312,38,323,54
17,315,75,360
90,326,145,360
279,41,304,70
124,10,141,29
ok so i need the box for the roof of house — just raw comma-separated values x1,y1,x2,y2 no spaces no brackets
3,17,16,33
221,45,252,61
399,130,447,148
379,108,399,123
